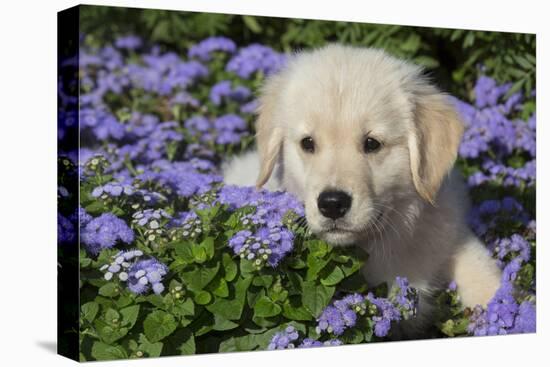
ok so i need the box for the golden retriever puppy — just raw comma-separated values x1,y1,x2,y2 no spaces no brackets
224,44,501,334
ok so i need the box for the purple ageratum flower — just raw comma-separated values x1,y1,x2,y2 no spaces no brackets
209,80,251,106
213,114,247,132
115,35,142,50
216,130,245,145
240,99,260,114
493,234,531,264
132,208,171,229
58,213,76,245
128,51,208,95
81,213,135,255
391,277,417,313
468,255,535,336
137,160,222,199
80,108,125,141
75,207,92,227
511,301,536,333
127,257,168,295
316,306,347,336
366,290,405,338
299,338,323,348
454,77,535,190
268,326,300,350
317,293,366,336
226,44,287,79
184,116,211,134
209,81,232,105
216,186,305,224
368,298,401,337
217,185,262,209
448,281,458,292
468,197,531,237
228,225,294,268
473,76,510,109
188,36,236,61
170,211,203,239
100,249,144,282
298,338,343,348
92,182,134,198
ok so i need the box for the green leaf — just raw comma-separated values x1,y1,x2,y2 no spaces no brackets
104,308,119,323
179,331,196,355
81,302,99,323
180,262,220,291
413,55,440,68
514,55,533,69
306,253,330,281
254,296,282,318
115,295,133,308
242,15,262,33
282,302,313,321
206,276,252,320
173,298,195,318
211,277,229,298
143,310,178,342
95,318,128,344
145,294,166,309
252,274,274,288
91,341,128,361
138,334,163,357
213,314,240,331
120,305,140,329
98,283,119,297
219,334,259,352
239,258,256,276
173,241,195,263
321,265,345,286
85,201,107,215
194,290,212,305
505,79,526,99
302,281,335,318
199,237,215,259
222,253,238,281
287,257,306,269
191,246,207,263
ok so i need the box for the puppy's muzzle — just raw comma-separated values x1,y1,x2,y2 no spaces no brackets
317,190,352,219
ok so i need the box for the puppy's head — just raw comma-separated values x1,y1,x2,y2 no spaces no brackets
256,45,464,246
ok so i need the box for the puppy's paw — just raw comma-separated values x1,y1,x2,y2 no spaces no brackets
452,236,502,308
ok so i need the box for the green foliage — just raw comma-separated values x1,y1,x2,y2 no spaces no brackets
79,5,535,100
79,198,373,360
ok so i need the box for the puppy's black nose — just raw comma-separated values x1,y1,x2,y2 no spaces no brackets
317,190,352,219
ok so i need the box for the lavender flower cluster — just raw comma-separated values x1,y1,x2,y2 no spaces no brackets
452,77,536,336
454,76,535,188
99,249,168,295
269,278,417,348
268,326,342,350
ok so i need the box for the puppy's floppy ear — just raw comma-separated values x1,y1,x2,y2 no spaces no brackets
408,89,464,205
255,74,285,188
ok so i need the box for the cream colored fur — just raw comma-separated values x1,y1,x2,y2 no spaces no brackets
223,44,501,335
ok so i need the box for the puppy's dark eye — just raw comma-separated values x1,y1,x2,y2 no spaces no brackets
301,136,315,153
363,137,381,153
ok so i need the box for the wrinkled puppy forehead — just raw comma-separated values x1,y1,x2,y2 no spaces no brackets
278,45,423,134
